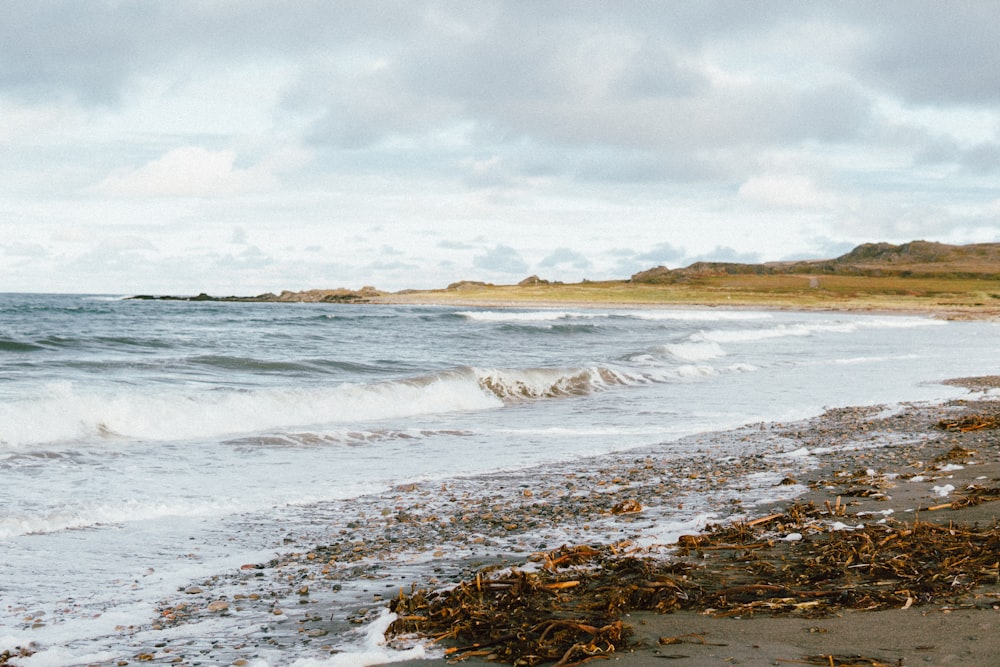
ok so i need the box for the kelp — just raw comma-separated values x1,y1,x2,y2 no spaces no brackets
937,414,998,432
387,502,1000,664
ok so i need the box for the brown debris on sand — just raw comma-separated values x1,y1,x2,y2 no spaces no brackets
388,496,1000,665
937,413,999,432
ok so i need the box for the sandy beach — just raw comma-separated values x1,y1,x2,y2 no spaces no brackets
57,375,998,667
384,378,1000,667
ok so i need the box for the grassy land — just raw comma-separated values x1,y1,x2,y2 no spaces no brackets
375,273,1000,318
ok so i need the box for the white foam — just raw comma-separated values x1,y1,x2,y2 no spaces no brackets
661,340,726,362
13,647,119,667
0,372,505,449
475,365,631,400
457,310,601,322
932,484,955,497
285,609,436,667
626,310,773,321
457,309,774,323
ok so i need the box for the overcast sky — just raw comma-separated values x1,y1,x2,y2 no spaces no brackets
3,1,999,294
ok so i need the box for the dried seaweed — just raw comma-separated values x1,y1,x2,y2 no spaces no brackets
387,502,1000,664
937,414,998,432
778,656,898,667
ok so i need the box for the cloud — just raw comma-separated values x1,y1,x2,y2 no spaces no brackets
539,248,592,270
635,243,686,265
96,147,276,198
1,3,999,294
852,2,1000,106
473,245,529,275
738,174,837,209
4,242,48,257
688,246,763,264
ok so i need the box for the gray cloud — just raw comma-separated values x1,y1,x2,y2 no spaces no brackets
688,247,763,264
850,2,1000,106
635,243,687,265
2,2,998,294
473,245,528,275
539,248,592,270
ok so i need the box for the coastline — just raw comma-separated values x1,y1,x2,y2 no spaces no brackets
69,378,1000,667
388,380,1000,667
127,290,1000,321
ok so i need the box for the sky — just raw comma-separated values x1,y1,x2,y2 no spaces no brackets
3,1,999,295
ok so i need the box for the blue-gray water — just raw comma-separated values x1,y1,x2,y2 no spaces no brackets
1,293,997,665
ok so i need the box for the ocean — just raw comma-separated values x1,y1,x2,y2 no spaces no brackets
1,293,998,666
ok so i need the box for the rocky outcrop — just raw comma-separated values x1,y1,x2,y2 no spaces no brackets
446,280,493,290
129,286,384,303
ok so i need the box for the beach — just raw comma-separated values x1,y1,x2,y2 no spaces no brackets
384,380,1000,667
17,380,994,666
3,296,1000,667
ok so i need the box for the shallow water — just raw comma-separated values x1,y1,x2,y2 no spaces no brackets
1,294,997,665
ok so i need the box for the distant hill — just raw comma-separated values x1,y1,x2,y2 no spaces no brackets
630,241,1000,283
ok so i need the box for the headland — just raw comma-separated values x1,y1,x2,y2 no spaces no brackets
129,240,1000,319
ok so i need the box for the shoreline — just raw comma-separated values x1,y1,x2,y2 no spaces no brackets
57,379,1000,667
126,290,1000,321
387,381,1000,667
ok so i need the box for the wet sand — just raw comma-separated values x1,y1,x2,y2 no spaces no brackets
83,378,1000,666
389,379,1000,667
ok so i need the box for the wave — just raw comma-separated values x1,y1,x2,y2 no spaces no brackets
690,315,946,345
476,366,631,399
0,496,250,539
496,322,600,335
457,309,775,323
624,310,773,322
0,337,46,352
222,427,475,449
659,340,726,362
0,364,645,449
458,310,604,322
188,354,327,374
692,322,858,343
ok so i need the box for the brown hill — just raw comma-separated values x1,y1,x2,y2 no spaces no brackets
631,241,1000,283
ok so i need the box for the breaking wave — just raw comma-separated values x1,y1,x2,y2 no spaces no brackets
0,365,644,450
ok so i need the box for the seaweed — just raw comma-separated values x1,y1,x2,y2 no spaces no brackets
387,502,1000,664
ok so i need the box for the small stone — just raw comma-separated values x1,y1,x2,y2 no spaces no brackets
207,601,229,613
184,586,202,595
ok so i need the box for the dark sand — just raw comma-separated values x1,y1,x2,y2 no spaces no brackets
95,378,1000,667
391,379,1000,667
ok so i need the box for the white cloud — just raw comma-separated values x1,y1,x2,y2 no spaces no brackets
96,147,277,198
738,173,837,210
0,3,998,294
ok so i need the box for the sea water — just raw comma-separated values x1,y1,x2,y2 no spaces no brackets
1,293,998,665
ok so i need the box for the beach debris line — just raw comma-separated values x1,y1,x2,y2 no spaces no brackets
937,413,998,432
776,656,898,667
387,501,1000,665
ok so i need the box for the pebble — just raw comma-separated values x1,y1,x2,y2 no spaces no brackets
129,395,1000,665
